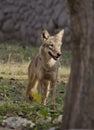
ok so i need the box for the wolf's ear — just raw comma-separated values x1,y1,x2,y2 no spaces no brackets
41,29,50,41
55,29,64,41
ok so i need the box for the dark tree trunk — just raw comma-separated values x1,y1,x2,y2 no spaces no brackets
62,0,94,129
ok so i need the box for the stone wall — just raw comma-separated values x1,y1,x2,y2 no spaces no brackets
0,0,71,45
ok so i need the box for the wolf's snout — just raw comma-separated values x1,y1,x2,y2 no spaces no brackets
57,53,61,57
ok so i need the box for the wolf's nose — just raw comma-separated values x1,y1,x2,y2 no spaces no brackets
57,53,61,57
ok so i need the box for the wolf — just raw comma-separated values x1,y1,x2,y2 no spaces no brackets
26,29,64,109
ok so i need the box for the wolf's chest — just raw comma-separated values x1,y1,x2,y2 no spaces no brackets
42,68,57,81
47,58,56,67
38,58,58,81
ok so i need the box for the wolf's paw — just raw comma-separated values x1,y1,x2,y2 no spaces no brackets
29,95,33,101
24,94,33,102
50,105,56,113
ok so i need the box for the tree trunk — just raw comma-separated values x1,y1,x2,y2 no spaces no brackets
62,0,94,129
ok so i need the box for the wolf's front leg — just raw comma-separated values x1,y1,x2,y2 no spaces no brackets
50,82,56,110
26,78,39,101
42,81,50,105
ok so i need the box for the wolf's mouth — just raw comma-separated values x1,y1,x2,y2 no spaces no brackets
48,51,58,60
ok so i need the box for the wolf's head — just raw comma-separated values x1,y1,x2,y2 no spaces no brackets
40,29,64,60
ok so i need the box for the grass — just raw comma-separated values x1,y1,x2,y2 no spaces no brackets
0,40,71,129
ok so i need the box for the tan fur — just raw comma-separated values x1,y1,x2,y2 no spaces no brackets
26,29,64,108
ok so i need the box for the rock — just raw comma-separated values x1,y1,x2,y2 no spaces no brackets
49,126,59,130
24,11,31,20
6,0,14,4
0,127,15,130
49,127,56,130
34,22,42,29
53,115,62,124
43,117,52,123
2,117,35,129
65,35,71,43
35,5,44,14
53,4,63,20
37,0,42,4
0,10,4,21
12,13,20,22
0,0,71,47
58,11,68,27
2,19,15,32
0,31,4,40
53,0,59,5
64,27,71,36
3,6,18,13
48,19,55,31
44,0,53,8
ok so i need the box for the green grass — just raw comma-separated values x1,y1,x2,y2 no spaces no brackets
0,40,71,129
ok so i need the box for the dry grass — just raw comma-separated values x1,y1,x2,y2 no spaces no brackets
0,63,28,79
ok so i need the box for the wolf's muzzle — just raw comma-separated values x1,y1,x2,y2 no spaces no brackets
57,53,61,57
48,51,61,60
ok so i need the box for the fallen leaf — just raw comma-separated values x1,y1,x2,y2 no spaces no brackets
31,88,42,103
